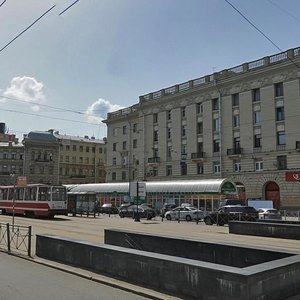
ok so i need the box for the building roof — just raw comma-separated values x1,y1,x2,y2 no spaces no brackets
25,131,58,141
0,141,23,148
55,133,104,144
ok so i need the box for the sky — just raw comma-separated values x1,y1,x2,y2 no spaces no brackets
0,0,300,141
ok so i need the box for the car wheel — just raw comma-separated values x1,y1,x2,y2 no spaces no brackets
185,215,192,222
204,217,213,225
166,214,171,221
119,212,124,218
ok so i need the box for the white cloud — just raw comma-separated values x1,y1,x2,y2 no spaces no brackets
85,98,124,123
3,76,46,111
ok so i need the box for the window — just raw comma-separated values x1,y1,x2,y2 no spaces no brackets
133,123,137,133
277,155,287,170
197,163,203,174
181,107,186,118
213,118,219,131
113,143,117,151
66,145,70,151
153,130,158,142
233,160,241,172
254,134,262,148
112,157,117,166
133,139,137,148
112,172,116,181
232,93,239,106
79,157,82,163
92,147,95,153
212,98,219,110
233,115,240,127
181,163,187,176
213,139,220,152
72,156,76,163
254,111,261,124
152,167,158,177
99,148,103,153
20,153,23,160
213,162,221,174
122,141,127,150
252,88,260,102
166,166,172,176
65,156,69,162
79,146,83,152
197,142,203,153
255,160,263,171
234,137,240,151
167,110,171,120
277,131,286,145
181,144,187,155
276,107,285,121
3,152,8,159
196,103,203,114
11,153,16,160
153,113,158,123
122,171,126,180
122,125,127,135
167,146,172,159
275,82,283,97
167,128,171,139
113,128,118,137
86,146,89,152
85,157,89,164
197,122,203,134
182,125,186,137
73,145,76,151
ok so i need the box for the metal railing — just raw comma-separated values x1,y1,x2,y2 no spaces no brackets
0,223,32,257
280,210,300,221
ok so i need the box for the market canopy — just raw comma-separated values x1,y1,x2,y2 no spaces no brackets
66,179,236,195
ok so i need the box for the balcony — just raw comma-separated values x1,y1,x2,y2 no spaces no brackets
227,148,243,158
191,152,205,161
148,157,160,164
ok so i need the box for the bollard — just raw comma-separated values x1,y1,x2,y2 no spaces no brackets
28,226,32,257
6,223,10,253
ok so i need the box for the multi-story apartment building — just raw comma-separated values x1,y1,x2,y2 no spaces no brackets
104,46,300,209
23,130,60,185
56,133,106,184
0,123,24,185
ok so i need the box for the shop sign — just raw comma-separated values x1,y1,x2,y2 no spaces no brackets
285,172,300,181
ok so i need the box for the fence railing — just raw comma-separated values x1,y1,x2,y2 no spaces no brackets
280,210,300,221
0,223,32,257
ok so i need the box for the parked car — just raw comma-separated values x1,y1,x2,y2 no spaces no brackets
99,203,119,214
204,205,259,226
119,204,156,220
165,206,204,221
258,208,282,220
160,203,177,217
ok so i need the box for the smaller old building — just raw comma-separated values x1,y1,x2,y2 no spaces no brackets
0,122,24,185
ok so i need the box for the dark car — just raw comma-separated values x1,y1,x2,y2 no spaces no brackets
160,203,177,217
204,205,258,226
119,204,156,220
99,203,119,214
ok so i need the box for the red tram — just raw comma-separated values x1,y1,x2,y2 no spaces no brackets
0,184,67,218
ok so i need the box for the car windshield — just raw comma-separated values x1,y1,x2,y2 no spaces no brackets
266,209,279,214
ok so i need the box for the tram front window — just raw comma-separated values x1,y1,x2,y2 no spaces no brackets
52,187,66,202
38,187,49,201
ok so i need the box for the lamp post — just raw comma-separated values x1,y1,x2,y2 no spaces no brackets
10,173,16,228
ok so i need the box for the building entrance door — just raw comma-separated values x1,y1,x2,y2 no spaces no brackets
265,181,280,209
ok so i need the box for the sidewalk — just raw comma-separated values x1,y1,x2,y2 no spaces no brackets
29,255,183,300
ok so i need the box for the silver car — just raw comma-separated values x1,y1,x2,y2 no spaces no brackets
165,206,204,221
258,208,282,220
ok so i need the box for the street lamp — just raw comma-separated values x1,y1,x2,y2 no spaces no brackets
10,173,16,228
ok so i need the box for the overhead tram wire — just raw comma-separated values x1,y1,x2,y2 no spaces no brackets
0,5,56,54
0,0,6,8
267,0,300,24
59,0,79,16
0,107,105,127
224,0,300,70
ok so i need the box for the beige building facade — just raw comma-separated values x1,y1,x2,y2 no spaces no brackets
104,46,300,209
56,133,106,184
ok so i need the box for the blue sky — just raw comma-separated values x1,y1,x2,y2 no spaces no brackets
0,0,300,140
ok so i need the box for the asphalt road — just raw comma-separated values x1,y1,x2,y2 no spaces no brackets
1,213,300,256
0,251,151,300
